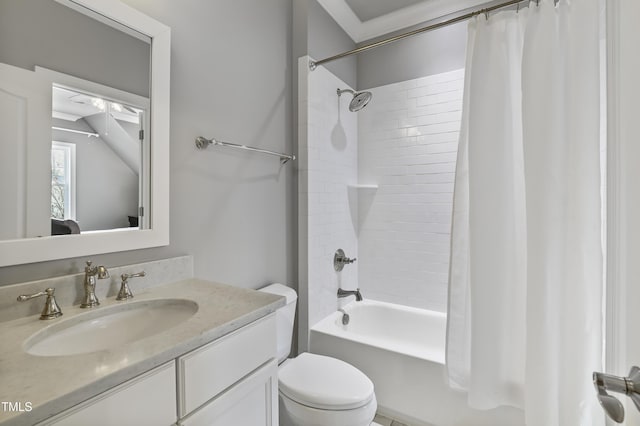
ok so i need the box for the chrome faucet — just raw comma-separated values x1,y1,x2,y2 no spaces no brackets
80,260,110,308
337,288,363,302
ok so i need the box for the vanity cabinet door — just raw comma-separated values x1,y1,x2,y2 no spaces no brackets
39,361,176,426
178,359,278,426
177,314,276,416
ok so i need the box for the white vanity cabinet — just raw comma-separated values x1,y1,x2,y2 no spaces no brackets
38,361,177,426
177,314,278,425
178,359,278,426
33,314,278,426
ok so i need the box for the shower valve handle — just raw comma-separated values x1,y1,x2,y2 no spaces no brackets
334,249,356,271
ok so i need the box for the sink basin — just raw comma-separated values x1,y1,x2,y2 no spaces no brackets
24,299,198,357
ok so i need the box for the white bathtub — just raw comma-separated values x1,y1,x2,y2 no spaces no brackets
310,300,523,426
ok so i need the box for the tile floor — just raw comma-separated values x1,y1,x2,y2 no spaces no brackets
373,414,409,426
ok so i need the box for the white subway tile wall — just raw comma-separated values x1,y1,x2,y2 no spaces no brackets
301,66,463,334
305,64,359,328
357,69,464,312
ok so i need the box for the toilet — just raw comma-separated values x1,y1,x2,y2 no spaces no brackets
260,283,377,426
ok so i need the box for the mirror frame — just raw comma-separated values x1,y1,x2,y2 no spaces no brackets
0,0,170,267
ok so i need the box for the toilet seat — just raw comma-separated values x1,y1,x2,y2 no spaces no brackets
278,352,375,410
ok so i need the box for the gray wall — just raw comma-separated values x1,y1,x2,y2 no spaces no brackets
292,0,357,173
296,0,467,91
292,0,356,89
0,0,295,289
357,20,467,90
307,0,357,89
0,0,150,97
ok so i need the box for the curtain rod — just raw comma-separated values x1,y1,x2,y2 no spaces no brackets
52,126,99,138
309,0,526,70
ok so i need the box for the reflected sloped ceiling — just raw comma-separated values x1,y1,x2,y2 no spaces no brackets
83,113,140,175
52,86,142,175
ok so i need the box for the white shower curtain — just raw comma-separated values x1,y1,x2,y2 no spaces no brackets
446,1,603,425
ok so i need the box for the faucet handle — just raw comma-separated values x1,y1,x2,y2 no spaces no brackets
334,249,357,271
97,265,110,279
117,271,145,301
84,261,109,278
17,288,63,320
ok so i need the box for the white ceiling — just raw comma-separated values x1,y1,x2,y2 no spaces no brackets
317,0,490,43
344,0,425,22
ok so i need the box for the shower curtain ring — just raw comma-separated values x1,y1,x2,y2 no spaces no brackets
484,10,489,20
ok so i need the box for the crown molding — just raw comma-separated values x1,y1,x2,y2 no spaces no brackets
317,0,488,43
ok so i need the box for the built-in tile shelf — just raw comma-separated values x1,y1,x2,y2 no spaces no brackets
348,184,379,190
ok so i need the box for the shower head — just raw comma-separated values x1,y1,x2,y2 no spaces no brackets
337,88,372,112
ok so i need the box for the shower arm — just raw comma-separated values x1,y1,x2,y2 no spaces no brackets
337,88,355,96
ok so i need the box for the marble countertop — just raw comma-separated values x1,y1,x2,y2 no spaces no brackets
0,278,284,426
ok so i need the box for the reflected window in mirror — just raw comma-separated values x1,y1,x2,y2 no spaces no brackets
51,141,76,222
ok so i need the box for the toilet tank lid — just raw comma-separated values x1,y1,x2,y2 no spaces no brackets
259,283,297,304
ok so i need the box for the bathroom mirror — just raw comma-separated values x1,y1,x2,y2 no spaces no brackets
0,0,170,266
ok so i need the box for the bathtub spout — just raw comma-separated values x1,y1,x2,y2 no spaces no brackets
338,308,350,325
338,288,363,302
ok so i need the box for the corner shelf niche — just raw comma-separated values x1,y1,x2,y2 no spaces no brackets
347,184,378,190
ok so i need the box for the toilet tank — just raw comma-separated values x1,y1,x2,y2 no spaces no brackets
259,283,297,364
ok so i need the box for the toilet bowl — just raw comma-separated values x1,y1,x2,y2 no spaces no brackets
259,284,377,426
278,352,377,426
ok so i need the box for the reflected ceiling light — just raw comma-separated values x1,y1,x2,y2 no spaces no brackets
91,97,106,111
